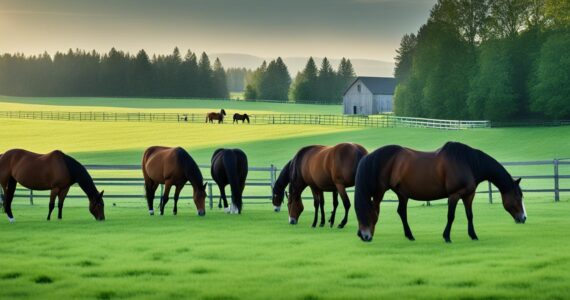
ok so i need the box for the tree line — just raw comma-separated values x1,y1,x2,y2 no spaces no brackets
394,0,570,121
244,57,355,103
0,47,228,98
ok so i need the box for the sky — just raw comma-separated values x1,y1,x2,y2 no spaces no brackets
0,0,436,63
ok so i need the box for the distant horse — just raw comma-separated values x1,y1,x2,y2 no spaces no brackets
142,146,207,216
0,149,105,222
354,142,527,243
206,109,227,123
211,149,248,214
273,143,368,228
233,113,250,124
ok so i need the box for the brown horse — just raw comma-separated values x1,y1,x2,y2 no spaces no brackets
206,109,226,124
0,149,105,222
142,146,207,216
354,142,527,243
273,143,368,228
233,113,250,124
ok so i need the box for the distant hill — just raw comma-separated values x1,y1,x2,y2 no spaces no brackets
211,53,394,77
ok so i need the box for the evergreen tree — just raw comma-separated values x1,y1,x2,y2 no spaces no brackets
394,34,417,82
289,57,318,102
317,57,336,102
197,52,213,97
212,58,229,98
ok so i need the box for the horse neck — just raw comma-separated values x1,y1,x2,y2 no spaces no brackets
182,154,204,188
67,158,99,200
273,162,290,194
478,153,514,193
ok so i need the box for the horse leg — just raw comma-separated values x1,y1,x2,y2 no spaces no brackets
159,182,173,216
220,186,230,213
443,196,460,243
396,193,415,241
309,187,320,228
336,185,351,229
144,180,159,215
3,178,17,222
173,185,182,216
319,191,325,227
329,191,339,228
57,187,69,220
462,192,478,240
47,189,57,221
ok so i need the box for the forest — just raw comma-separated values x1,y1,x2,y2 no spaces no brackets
394,0,570,121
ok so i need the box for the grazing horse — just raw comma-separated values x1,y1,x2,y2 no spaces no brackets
233,113,250,124
142,146,207,216
211,148,248,214
0,149,105,222
354,142,527,243
273,143,368,228
206,109,227,124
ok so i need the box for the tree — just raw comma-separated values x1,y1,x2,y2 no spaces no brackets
197,52,213,97
317,57,336,102
488,0,530,38
130,49,153,96
530,32,570,119
212,58,229,98
180,50,199,97
394,33,417,82
257,57,291,101
289,57,318,102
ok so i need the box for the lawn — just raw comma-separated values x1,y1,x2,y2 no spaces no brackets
0,98,569,299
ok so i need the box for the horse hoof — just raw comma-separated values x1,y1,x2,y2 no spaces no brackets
445,239,452,243
149,210,154,216
407,236,416,241
337,224,346,229
8,217,15,223
471,236,479,241
319,223,325,227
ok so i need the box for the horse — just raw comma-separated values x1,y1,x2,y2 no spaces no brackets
206,109,227,124
0,149,105,222
273,143,368,228
142,146,207,216
211,148,248,214
233,113,250,124
354,142,527,243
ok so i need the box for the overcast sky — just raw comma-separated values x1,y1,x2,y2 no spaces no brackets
0,0,436,62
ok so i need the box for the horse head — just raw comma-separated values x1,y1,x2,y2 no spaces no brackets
287,190,304,225
501,178,526,224
89,190,105,221
221,109,226,116
193,183,208,216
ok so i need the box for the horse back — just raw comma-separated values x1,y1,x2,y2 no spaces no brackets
142,146,185,184
1,149,71,190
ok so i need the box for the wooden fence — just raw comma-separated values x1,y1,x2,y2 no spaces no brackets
0,111,490,130
4,159,568,209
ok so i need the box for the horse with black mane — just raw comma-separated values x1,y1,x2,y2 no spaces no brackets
206,109,227,123
142,146,207,216
354,142,527,243
233,113,250,124
273,143,368,228
211,148,248,214
0,149,105,222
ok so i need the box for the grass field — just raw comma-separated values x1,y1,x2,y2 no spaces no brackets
0,97,569,299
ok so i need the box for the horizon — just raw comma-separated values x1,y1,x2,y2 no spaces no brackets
0,0,436,63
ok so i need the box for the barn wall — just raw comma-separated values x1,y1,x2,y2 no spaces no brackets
373,95,394,113
343,80,374,115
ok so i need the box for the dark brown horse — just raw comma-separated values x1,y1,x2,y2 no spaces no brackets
233,113,250,124
273,143,368,228
211,148,248,214
142,146,207,216
0,149,105,222
354,142,527,243
206,109,227,124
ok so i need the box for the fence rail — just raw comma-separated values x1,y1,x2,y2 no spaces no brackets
3,159,568,209
0,111,490,130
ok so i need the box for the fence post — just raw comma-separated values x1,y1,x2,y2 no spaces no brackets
554,159,560,202
488,181,493,204
208,183,213,210
29,189,34,205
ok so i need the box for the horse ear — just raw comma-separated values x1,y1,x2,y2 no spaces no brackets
100,190,105,197
515,178,522,185
203,183,207,189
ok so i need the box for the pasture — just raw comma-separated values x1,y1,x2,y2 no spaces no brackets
1,97,569,299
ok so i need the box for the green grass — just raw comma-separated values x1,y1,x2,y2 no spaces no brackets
0,98,569,299
0,96,342,114
1,202,569,299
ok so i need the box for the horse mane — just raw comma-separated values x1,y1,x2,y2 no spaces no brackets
440,142,514,192
62,154,99,200
290,145,319,184
176,148,204,189
273,160,291,194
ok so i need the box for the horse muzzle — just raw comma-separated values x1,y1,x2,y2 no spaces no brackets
274,206,281,213
198,210,206,217
515,215,526,224
289,217,297,225
357,229,373,242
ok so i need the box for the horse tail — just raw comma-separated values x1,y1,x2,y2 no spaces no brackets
244,114,250,123
223,150,242,212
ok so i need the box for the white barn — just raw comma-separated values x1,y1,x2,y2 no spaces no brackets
343,77,397,115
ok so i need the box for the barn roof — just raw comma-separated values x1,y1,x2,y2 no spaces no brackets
345,77,398,95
